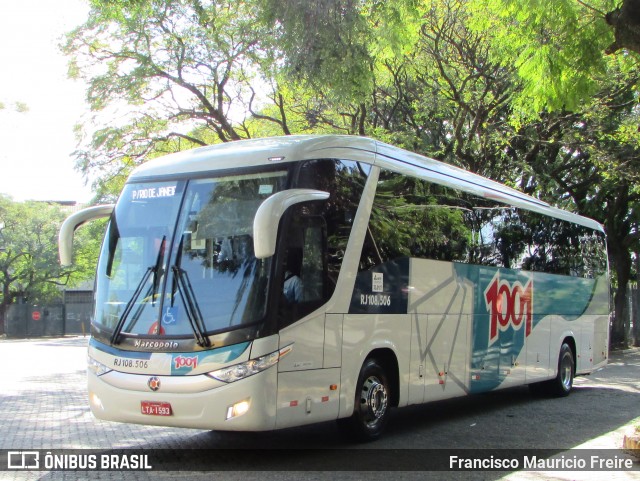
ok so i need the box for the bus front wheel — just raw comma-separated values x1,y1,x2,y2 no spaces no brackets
338,358,391,442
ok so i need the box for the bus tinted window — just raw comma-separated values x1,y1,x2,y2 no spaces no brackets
361,169,607,278
95,181,185,332
278,159,368,324
488,210,608,278
360,170,473,270
296,159,368,289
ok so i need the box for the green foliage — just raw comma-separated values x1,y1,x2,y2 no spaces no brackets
62,0,640,343
0,101,30,113
467,0,620,119
14,102,29,113
257,0,373,100
257,0,424,103
65,0,286,180
0,197,95,310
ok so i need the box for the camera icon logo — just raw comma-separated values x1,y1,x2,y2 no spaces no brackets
7,451,39,469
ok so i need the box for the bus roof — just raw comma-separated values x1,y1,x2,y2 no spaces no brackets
129,135,604,232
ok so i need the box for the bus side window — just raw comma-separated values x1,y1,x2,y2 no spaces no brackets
296,158,368,294
279,215,327,326
277,158,367,327
300,218,326,303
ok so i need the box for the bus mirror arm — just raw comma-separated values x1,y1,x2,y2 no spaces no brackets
59,204,115,266
253,189,330,259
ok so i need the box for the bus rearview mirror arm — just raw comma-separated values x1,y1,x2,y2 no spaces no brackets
253,189,330,259
59,204,115,266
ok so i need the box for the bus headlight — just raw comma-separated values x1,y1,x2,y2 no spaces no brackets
208,345,291,383
87,356,112,376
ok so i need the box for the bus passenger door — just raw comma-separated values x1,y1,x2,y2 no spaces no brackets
275,217,341,428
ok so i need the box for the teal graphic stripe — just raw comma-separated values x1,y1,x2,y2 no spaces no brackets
453,264,598,393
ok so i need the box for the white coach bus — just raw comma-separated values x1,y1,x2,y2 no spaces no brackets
60,135,609,441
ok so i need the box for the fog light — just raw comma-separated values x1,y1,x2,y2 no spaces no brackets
89,391,104,410
226,399,250,420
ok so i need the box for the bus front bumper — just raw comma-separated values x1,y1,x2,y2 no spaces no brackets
87,367,278,431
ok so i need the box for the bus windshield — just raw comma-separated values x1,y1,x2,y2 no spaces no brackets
94,170,289,342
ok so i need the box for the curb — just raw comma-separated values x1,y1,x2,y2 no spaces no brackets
623,432,640,460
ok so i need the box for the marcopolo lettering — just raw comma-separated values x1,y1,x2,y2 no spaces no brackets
133,340,179,350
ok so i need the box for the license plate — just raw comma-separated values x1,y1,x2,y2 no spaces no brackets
141,401,172,416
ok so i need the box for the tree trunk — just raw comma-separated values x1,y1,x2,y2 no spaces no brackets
609,239,633,347
606,0,640,54
634,252,640,347
0,281,8,336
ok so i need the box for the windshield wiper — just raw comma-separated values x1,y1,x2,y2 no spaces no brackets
172,265,211,347
110,267,154,345
151,237,167,306
110,236,166,345
169,236,210,347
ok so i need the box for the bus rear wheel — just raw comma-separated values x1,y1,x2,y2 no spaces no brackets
550,343,575,397
338,358,391,442
531,342,575,397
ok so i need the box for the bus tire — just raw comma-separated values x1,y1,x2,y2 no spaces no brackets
550,343,575,397
338,358,391,442
529,343,575,397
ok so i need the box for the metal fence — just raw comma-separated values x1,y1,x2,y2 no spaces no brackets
3,291,93,338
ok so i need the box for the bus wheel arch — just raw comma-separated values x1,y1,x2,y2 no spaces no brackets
367,348,400,408
530,337,576,397
338,349,399,442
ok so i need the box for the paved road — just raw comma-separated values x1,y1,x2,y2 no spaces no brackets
0,336,638,480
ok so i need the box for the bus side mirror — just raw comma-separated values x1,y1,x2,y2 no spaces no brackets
59,204,115,266
253,189,329,259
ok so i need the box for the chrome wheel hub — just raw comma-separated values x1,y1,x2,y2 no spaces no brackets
361,376,388,423
560,355,573,390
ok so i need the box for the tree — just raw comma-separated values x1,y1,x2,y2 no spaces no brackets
257,0,375,100
467,0,640,118
605,0,640,55
0,197,95,334
64,0,640,345
65,0,294,188
467,0,640,345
